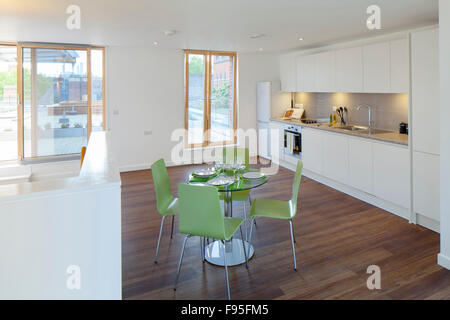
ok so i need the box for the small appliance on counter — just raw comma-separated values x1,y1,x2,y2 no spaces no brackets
399,122,408,135
282,108,304,121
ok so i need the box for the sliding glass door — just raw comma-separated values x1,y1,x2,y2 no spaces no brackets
21,47,89,158
0,43,104,162
0,45,18,161
0,43,106,161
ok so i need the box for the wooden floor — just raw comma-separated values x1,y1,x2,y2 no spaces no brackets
121,163,450,300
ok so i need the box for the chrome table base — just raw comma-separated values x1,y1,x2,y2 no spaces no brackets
205,239,254,266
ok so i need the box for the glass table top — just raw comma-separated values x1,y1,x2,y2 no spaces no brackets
187,168,268,192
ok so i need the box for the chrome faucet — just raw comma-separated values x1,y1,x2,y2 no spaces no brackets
356,104,373,130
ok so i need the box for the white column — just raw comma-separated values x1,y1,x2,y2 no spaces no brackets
438,0,450,270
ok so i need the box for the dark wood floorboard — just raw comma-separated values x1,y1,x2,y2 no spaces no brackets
121,163,449,300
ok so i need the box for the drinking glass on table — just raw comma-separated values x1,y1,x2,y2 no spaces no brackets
215,159,223,174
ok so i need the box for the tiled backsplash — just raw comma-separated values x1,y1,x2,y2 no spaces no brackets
294,92,409,131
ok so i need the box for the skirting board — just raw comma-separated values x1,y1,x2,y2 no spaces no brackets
438,253,450,270
416,214,440,233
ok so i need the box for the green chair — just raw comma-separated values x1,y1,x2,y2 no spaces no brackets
151,159,179,263
249,160,303,270
174,184,248,300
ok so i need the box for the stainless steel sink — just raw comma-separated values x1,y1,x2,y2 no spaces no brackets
361,128,392,134
338,125,368,132
335,125,393,135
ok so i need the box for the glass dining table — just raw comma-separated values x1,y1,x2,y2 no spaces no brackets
188,167,268,267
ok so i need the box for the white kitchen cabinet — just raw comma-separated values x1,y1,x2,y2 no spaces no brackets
336,46,363,92
315,51,336,92
413,151,440,222
411,28,440,155
269,121,285,163
348,137,373,194
390,38,409,93
297,54,316,92
363,42,390,93
302,128,323,174
322,132,349,184
373,142,410,208
280,55,296,92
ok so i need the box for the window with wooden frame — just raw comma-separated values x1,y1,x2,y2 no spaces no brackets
0,42,105,161
184,50,237,147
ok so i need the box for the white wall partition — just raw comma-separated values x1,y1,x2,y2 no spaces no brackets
0,132,122,299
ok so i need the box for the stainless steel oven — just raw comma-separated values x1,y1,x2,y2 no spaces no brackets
284,125,301,156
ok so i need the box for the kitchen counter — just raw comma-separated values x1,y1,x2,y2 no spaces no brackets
271,118,408,146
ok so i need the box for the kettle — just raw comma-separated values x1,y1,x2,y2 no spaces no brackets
399,122,408,135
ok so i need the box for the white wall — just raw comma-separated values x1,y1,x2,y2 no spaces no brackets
438,0,450,270
238,53,283,133
106,47,185,171
106,47,282,171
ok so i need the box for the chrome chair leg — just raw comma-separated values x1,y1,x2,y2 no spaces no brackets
221,240,231,300
154,216,166,263
248,217,255,244
248,196,256,226
203,237,206,262
291,220,296,243
239,226,249,269
174,235,189,291
200,237,205,262
243,201,248,242
170,215,175,239
289,220,297,271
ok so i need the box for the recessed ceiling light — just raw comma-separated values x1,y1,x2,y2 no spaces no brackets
258,48,264,52
249,33,267,39
298,37,304,41
153,41,159,46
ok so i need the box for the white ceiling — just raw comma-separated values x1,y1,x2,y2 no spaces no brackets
0,0,438,52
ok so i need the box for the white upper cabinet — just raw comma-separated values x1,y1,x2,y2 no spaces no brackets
297,54,316,92
363,42,390,93
390,38,409,93
295,55,303,92
280,55,296,92
315,51,336,92
281,37,410,94
411,28,440,155
335,46,364,92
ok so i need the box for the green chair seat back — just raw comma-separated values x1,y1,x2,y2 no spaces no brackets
290,161,303,217
222,147,250,170
151,159,175,215
178,184,226,240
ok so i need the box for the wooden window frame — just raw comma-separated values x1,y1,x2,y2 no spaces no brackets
184,49,237,148
0,42,105,161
